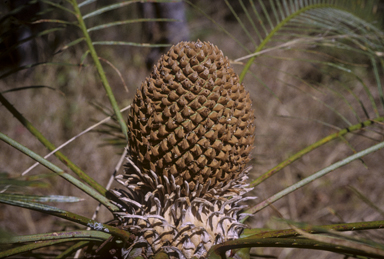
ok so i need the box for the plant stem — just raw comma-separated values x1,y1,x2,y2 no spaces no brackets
71,0,128,141
0,92,109,197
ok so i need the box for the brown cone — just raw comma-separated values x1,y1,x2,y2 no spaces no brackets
127,40,255,194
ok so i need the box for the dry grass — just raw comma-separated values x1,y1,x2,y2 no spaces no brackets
1,1,384,258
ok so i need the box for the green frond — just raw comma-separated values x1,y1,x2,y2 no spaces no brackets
224,0,257,48
245,140,384,216
0,93,109,197
249,116,384,188
0,131,119,212
237,0,383,81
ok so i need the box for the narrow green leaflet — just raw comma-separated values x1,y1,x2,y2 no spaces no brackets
242,220,384,239
1,230,110,244
32,19,76,25
208,237,384,259
78,0,96,8
0,174,49,189
0,194,83,203
292,226,384,256
82,1,139,20
81,0,181,19
0,196,66,213
79,0,97,7
92,41,172,47
55,37,86,54
239,0,263,42
224,0,257,47
40,0,76,15
87,18,178,32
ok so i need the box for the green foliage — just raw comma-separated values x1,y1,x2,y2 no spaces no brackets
1,0,384,258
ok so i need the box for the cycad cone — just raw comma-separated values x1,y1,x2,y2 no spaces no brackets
114,40,256,259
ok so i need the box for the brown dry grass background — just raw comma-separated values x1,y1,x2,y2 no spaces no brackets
1,1,384,258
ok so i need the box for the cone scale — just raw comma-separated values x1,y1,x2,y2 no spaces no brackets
114,40,256,258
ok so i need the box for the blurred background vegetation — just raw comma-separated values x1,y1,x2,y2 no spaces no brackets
1,0,384,258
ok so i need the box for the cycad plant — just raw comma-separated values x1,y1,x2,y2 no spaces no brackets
1,0,384,258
